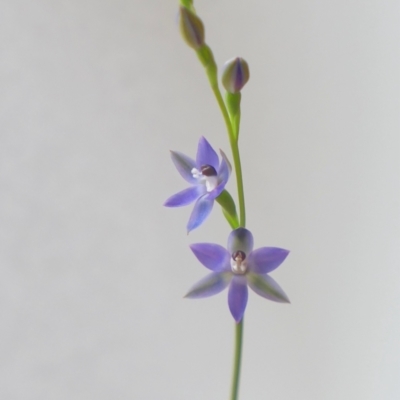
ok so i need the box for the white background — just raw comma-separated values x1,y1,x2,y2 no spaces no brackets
1,0,400,399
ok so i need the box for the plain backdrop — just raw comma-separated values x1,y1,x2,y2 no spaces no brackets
1,0,399,399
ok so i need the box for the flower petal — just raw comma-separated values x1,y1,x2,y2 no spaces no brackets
227,228,254,255
187,195,214,232
228,276,248,322
170,151,197,184
164,185,205,207
218,149,231,183
196,136,219,170
190,243,230,271
247,247,290,274
207,180,226,200
203,150,230,201
247,273,290,303
185,272,232,298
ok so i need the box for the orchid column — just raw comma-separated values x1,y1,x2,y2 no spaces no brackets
165,2,291,400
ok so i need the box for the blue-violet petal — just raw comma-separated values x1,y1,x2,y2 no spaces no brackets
187,195,214,232
228,228,254,255
247,273,290,303
247,247,290,274
164,185,205,207
207,181,227,200
185,272,231,298
218,149,231,183
196,136,219,170
170,150,197,184
190,243,230,271
228,276,248,322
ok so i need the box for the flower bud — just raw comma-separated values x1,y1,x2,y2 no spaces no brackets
179,7,205,50
222,57,250,93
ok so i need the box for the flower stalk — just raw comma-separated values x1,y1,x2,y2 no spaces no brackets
204,71,246,400
196,33,248,400
171,3,291,400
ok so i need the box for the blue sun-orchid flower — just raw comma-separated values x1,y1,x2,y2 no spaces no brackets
185,228,290,322
164,137,231,232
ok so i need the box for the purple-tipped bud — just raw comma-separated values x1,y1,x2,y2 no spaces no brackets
179,7,205,50
222,57,250,93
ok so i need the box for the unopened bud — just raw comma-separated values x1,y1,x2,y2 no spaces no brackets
179,7,205,50
222,57,250,93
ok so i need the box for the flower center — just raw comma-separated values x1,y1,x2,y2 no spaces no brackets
231,250,247,275
200,165,217,177
191,164,218,192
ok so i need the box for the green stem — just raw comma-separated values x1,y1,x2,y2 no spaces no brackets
209,83,246,400
230,319,244,400
233,114,241,141
230,136,245,227
210,84,246,227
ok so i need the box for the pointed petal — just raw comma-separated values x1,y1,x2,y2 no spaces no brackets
207,180,227,200
170,151,197,184
164,185,205,207
247,247,290,274
228,276,248,322
185,272,232,298
190,243,230,271
228,228,254,255
205,150,231,201
247,273,290,303
218,149,231,184
187,195,214,232
196,137,219,170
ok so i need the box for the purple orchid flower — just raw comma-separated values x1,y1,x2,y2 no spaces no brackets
164,136,231,232
185,228,290,322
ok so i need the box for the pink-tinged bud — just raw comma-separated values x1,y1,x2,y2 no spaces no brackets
222,57,250,93
179,7,205,50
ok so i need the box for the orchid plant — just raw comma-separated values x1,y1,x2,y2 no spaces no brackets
165,2,291,399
